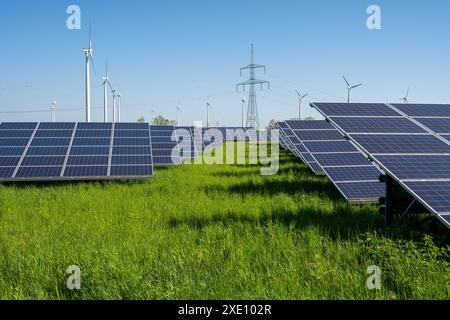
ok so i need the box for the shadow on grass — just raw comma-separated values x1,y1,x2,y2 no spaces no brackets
0,178,150,190
204,178,340,201
168,205,383,241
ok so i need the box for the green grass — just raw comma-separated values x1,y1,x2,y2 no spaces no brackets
0,143,449,300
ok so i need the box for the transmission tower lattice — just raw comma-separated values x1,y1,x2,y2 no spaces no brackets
236,44,270,129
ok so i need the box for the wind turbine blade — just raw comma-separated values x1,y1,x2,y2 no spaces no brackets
295,89,301,97
301,94,308,99
352,83,362,89
89,53,97,76
343,76,350,87
406,87,410,98
89,22,92,50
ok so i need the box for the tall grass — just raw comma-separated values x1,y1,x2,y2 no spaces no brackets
0,144,448,300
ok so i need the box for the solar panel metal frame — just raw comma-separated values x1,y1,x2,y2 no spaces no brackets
311,102,450,229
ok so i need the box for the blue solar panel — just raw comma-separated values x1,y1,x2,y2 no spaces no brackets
324,166,381,182
286,120,334,130
16,166,62,178
313,103,400,117
0,167,16,177
110,166,153,176
27,147,68,156
75,130,111,138
112,156,152,165
150,125,176,131
0,130,34,138
350,134,450,154
0,138,30,147
114,138,149,146
309,162,323,174
115,130,150,138
303,141,357,153
31,138,71,147
0,123,37,130
72,138,111,146
77,123,113,130
0,147,25,156
115,123,149,130
300,153,315,162
21,156,66,166
70,146,110,156
152,149,174,157
34,130,74,138
64,166,108,177
335,182,385,200
373,155,450,180
67,156,109,166
39,123,76,130
331,117,425,134
112,146,152,155
0,157,20,166
443,135,450,142
391,104,450,117
404,181,450,214
414,118,450,134
294,130,344,141
314,153,370,167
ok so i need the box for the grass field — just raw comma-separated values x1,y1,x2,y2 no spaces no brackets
0,143,449,300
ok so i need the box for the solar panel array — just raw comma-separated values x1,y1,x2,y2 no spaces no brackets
276,122,324,174
149,125,182,166
0,123,153,181
312,103,450,229
285,120,385,204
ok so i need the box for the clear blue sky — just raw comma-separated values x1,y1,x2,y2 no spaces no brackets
0,0,449,126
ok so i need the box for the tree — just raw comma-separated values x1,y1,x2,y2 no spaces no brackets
137,117,145,123
266,119,278,130
153,115,176,126
304,116,315,120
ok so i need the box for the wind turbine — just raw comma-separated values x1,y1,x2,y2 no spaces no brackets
241,97,246,127
176,104,181,126
343,76,362,103
51,100,56,122
82,24,96,122
151,108,156,124
296,90,308,120
206,101,211,128
102,58,110,122
116,91,122,122
112,89,117,123
400,87,410,104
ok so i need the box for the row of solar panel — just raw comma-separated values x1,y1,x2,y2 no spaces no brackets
280,120,385,203
311,103,450,229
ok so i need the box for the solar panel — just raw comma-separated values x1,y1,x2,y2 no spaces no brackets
412,118,450,134
335,182,386,203
349,134,450,154
312,102,450,229
285,120,385,203
331,117,427,134
391,104,450,117
0,122,153,182
373,155,450,180
149,125,181,166
313,153,370,167
285,120,334,130
312,103,399,117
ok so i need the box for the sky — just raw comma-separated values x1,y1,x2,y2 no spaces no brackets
0,0,449,127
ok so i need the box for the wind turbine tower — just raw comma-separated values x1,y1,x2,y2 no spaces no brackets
102,59,110,122
237,44,270,129
82,25,96,122
401,87,410,104
296,90,308,120
51,100,56,123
